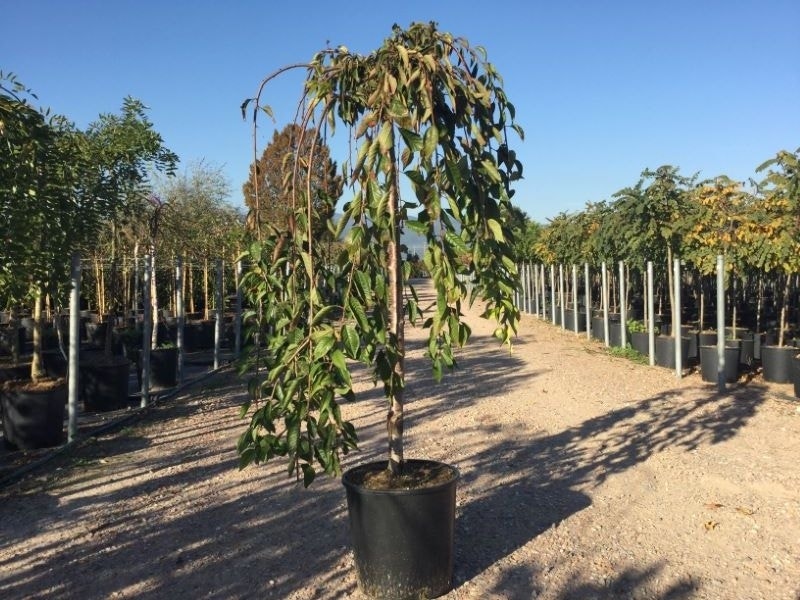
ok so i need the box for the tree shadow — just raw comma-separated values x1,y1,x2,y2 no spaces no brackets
0,308,772,598
450,359,767,596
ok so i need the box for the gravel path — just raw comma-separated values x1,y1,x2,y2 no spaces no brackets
1,281,799,599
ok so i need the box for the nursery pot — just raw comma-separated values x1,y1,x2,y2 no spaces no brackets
736,333,755,372
342,460,459,599
146,347,178,388
562,308,573,331
42,349,68,378
699,341,741,384
760,345,795,384
190,320,215,350
685,329,699,362
590,316,604,342
792,353,800,399
1,378,66,450
697,331,718,355
654,336,690,370
608,315,622,348
80,356,131,411
629,331,649,356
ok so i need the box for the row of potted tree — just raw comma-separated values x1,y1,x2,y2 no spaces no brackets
0,74,243,447
520,150,798,388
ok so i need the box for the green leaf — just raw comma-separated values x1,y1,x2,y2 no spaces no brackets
480,159,502,184
301,463,316,488
378,121,393,153
399,127,423,152
487,218,504,242
404,169,425,186
313,331,336,360
286,416,300,452
422,125,439,159
330,349,349,381
405,219,427,235
348,295,369,331
342,324,359,359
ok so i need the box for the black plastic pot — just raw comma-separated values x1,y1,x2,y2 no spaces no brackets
629,331,649,356
608,316,623,348
149,347,178,388
699,342,741,384
80,357,131,411
0,363,31,384
562,308,586,332
792,353,800,398
590,317,604,341
342,460,459,600
697,331,717,352
1,379,66,450
736,334,755,372
42,349,68,378
654,336,690,370
188,320,215,351
753,332,766,361
563,309,574,331
761,345,795,384
683,329,699,362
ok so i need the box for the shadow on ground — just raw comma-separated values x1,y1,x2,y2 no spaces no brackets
0,319,770,599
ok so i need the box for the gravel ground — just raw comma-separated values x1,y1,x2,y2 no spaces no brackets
1,281,799,600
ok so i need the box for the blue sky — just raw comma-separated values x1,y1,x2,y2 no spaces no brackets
3,0,798,224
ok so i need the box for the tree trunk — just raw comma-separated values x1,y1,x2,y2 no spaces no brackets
699,276,705,332
778,275,789,347
730,275,738,337
151,251,159,350
756,274,764,334
188,262,195,314
31,291,46,382
203,258,210,321
666,248,674,336
9,306,20,365
385,130,404,477
94,256,102,315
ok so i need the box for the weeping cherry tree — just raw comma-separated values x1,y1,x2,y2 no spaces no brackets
237,22,523,485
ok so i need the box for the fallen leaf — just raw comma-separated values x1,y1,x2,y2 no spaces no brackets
704,520,719,531
735,506,756,516
704,502,724,510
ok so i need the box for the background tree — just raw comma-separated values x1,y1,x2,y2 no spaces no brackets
84,97,178,355
0,74,94,377
613,166,696,321
753,148,800,346
242,123,341,241
157,162,245,316
504,205,540,262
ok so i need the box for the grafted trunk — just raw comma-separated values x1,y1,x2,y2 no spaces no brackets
150,251,158,350
31,292,46,382
203,258,210,321
385,130,404,477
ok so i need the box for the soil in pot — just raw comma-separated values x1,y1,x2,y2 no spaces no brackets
1,377,66,450
342,460,459,599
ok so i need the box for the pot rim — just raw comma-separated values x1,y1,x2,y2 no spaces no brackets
342,459,460,495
